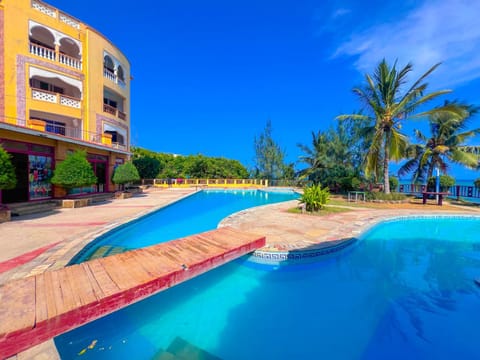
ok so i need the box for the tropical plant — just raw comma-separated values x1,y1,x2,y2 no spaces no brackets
299,184,330,212
427,175,455,192
0,145,16,190
398,101,480,182
51,150,97,189
133,156,160,179
337,59,461,193
474,178,480,189
297,121,364,188
131,147,249,179
112,162,140,186
253,120,286,179
389,176,399,191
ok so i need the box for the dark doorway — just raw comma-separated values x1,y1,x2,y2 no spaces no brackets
2,153,29,203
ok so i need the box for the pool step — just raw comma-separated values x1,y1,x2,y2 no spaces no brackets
88,245,129,259
152,337,222,360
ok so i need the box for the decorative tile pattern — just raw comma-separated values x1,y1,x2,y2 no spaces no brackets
16,55,84,125
251,238,357,263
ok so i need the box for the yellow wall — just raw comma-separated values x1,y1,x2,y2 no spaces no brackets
1,0,131,199
2,0,130,147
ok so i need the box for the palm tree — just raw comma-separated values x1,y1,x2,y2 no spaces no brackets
337,59,460,193
297,131,331,184
399,101,480,182
297,121,362,186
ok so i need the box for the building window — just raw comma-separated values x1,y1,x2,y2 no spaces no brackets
30,79,64,94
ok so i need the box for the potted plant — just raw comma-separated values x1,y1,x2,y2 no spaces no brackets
0,145,16,222
112,162,140,198
50,150,97,207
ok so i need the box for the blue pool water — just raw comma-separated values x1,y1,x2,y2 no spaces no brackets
57,214,480,358
71,189,299,263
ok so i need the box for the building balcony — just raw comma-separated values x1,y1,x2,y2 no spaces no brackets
31,88,81,109
29,42,82,70
0,116,128,153
103,67,126,88
103,103,127,121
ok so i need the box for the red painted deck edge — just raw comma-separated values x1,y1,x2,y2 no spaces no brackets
0,231,265,358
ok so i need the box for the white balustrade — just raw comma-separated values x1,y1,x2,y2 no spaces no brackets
59,13,80,30
32,89,57,103
29,43,55,61
31,0,57,18
103,68,116,82
60,95,81,108
59,53,82,70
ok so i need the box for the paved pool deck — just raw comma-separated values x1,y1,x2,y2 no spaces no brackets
2,188,480,359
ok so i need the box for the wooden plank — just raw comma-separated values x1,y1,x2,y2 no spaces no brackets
85,260,120,298
129,251,178,278
0,276,36,335
34,273,48,325
63,265,98,306
98,256,144,290
0,229,265,358
42,271,58,320
80,262,107,299
143,248,184,269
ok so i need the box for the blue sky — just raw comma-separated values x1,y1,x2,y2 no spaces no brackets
48,0,480,179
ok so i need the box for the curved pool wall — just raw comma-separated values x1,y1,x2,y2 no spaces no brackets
70,189,299,263
56,216,480,359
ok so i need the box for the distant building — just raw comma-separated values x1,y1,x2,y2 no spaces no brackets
0,0,131,203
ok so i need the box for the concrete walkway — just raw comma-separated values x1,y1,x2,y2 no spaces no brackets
0,188,196,285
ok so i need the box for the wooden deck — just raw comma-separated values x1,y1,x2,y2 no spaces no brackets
0,227,265,358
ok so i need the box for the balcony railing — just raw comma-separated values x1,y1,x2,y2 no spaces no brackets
1,117,128,152
32,88,81,109
103,103,127,120
30,42,82,70
103,67,126,88
31,1,81,30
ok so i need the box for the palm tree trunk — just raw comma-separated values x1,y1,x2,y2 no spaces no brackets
384,143,390,194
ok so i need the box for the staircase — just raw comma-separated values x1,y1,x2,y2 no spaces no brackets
152,337,222,360
7,200,59,217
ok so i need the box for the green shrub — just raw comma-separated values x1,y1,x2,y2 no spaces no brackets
389,176,399,191
0,145,16,190
133,156,160,179
300,184,330,212
51,151,97,189
427,175,455,191
113,162,140,185
474,178,480,189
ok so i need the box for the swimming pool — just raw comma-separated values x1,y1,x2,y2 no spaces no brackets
71,189,299,263
57,214,480,358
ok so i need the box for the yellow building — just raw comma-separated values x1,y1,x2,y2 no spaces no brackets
0,0,131,203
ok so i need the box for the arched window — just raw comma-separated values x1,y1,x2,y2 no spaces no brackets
117,66,125,82
59,38,81,59
103,55,115,73
29,26,55,50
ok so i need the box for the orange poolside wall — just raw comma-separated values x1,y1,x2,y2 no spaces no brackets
0,227,266,358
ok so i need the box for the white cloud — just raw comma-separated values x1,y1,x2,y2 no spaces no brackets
332,8,351,18
333,0,480,89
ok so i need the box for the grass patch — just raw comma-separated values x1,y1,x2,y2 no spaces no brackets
288,205,352,216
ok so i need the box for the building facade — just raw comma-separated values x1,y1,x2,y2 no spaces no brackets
0,0,131,203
